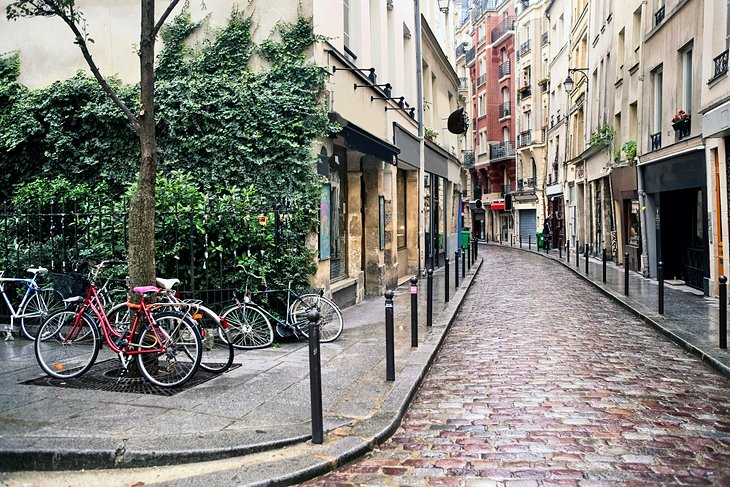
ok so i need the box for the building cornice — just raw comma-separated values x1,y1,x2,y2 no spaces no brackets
421,15,460,88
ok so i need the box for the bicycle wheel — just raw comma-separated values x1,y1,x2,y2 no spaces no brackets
134,311,202,388
290,294,344,343
35,310,100,379
20,288,65,340
190,305,234,374
219,304,274,349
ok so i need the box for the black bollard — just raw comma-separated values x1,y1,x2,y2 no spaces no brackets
474,238,479,259
576,240,580,268
585,244,589,275
559,238,562,259
567,240,570,264
384,290,395,381
624,252,629,296
602,248,607,283
511,235,513,247
720,276,727,349
520,234,523,249
455,250,460,288
427,268,433,327
529,235,532,250
307,308,324,444
410,276,418,347
658,261,664,315
445,258,450,303
467,240,472,268
462,247,466,278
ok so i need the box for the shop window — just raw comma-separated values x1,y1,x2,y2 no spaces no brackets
397,170,407,249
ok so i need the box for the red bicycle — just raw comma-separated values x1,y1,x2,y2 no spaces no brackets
34,260,203,388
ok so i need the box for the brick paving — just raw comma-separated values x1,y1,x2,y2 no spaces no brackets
301,246,730,486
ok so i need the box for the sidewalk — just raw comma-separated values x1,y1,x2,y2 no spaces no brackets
0,253,483,485
492,239,730,377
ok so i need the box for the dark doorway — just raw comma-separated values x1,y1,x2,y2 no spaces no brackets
659,188,709,290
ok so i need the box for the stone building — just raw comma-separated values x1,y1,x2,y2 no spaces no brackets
0,0,466,308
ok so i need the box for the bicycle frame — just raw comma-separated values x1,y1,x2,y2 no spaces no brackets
233,279,310,335
0,271,43,336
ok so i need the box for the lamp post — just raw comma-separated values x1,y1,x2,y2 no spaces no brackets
563,67,588,254
564,67,589,94
437,0,449,13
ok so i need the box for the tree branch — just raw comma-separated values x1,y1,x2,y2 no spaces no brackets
152,0,182,38
56,3,141,134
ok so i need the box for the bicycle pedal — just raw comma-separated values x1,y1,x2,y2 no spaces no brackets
4,332,13,341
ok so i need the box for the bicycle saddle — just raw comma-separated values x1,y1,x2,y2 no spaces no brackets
133,286,159,295
155,278,180,291
27,267,48,275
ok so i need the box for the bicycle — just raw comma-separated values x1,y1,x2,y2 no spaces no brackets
35,260,203,388
105,277,234,374
0,267,63,341
219,266,343,349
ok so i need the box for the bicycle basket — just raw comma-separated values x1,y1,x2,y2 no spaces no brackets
52,273,91,300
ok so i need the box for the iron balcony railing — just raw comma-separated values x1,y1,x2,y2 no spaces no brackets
655,6,665,26
465,47,476,65
489,141,516,160
477,73,487,86
491,16,515,43
456,42,467,58
650,132,662,151
498,101,511,119
541,32,548,46
463,150,475,169
709,50,729,83
459,77,469,92
517,86,532,101
674,119,691,141
517,130,532,147
519,39,531,57
498,59,510,78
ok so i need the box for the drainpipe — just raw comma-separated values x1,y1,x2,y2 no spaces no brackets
415,0,426,273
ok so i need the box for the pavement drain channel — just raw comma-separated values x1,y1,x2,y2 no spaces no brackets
21,359,241,396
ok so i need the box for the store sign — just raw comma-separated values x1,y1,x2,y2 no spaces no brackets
491,201,505,210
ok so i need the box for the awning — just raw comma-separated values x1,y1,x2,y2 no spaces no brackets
394,124,420,170
490,201,505,210
340,123,399,165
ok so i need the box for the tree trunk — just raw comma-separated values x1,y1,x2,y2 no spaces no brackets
128,0,158,291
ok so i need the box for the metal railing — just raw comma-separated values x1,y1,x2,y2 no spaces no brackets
477,73,487,86
491,16,515,43
463,150,475,169
650,132,662,151
674,120,691,141
499,101,511,119
489,141,516,160
517,130,532,148
465,47,476,65
459,77,469,92
519,39,531,57
456,43,467,58
541,32,548,46
498,59,511,78
654,6,665,26
517,86,532,101
710,50,729,83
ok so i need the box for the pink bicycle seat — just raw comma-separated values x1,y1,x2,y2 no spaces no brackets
133,286,159,294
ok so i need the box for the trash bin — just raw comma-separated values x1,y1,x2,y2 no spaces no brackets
460,229,470,248
536,232,544,249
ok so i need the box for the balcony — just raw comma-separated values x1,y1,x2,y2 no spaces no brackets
709,50,729,84
654,6,665,27
519,39,531,58
491,16,515,44
465,47,476,66
650,132,662,151
498,59,511,78
517,85,532,101
455,42,467,59
541,32,548,46
489,141,516,160
458,77,469,93
517,130,532,147
463,150,475,169
498,101,511,119
478,35,487,47
477,73,487,86
673,119,691,141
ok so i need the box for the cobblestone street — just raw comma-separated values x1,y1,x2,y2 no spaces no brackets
302,246,730,486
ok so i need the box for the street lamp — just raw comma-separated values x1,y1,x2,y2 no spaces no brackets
437,0,449,13
564,67,588,93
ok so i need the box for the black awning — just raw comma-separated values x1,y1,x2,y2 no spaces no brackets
341,123,399,164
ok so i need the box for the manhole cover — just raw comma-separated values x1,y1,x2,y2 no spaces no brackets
22,359,240,396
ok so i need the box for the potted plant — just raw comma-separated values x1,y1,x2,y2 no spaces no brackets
622,140,637,161
671,110,690,129
424,127,439,141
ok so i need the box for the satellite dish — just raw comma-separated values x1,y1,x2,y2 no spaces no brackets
447,107,468,135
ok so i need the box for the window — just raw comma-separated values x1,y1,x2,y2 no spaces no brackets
652,66,663,132
478,94,486,117
629,102,638,141
397,170,407,249
682,45,693,114
617,28,625,74
344,0,351,50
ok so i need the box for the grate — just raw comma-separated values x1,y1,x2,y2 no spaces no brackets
22,359,241,396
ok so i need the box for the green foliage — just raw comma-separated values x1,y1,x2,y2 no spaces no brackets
622,140,637,160
588,124,615,151
0,11,333,291
424,127,439,139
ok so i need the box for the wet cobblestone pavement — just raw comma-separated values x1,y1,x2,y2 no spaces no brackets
302,246,730,486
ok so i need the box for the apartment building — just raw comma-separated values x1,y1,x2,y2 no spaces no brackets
514,0,550,245
0,0,466,307
468,0,516,243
